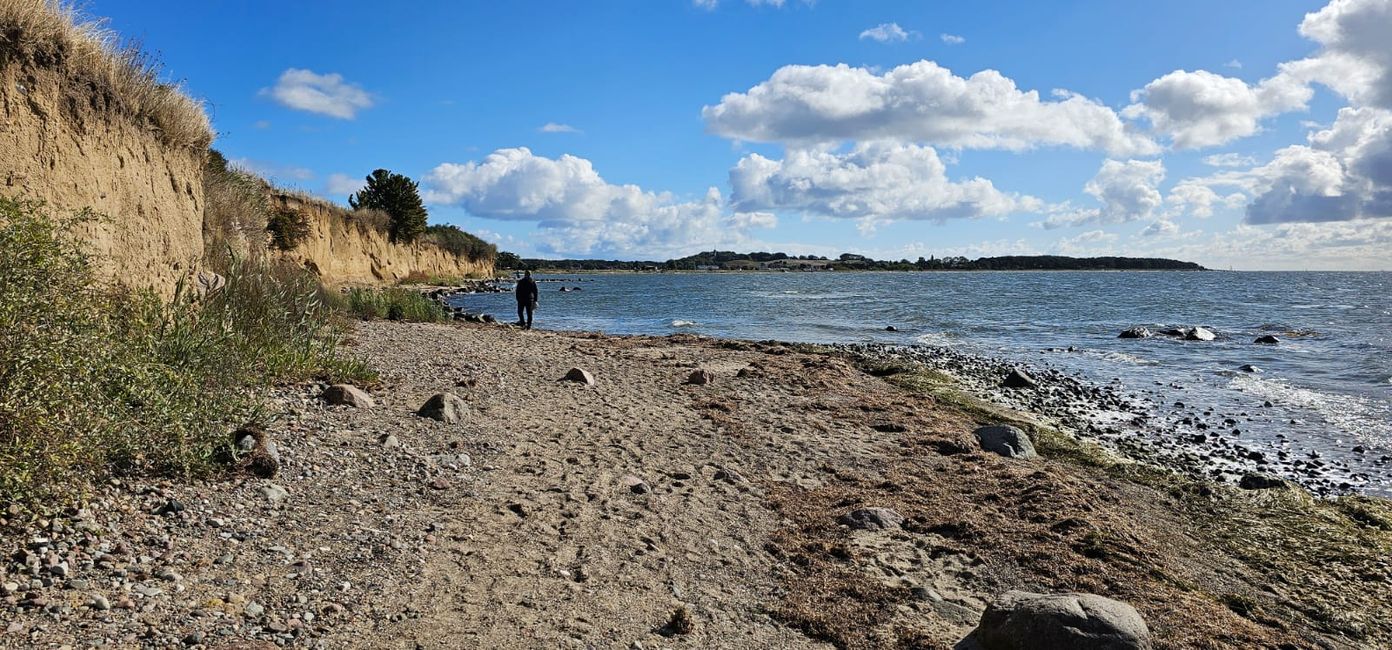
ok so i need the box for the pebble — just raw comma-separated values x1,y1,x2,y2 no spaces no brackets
90,595,111,611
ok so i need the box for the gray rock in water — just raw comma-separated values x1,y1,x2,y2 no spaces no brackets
974,425,1038,459
418,393,468,423
686,369,715,385
1254,334,1280,345
838,507,905,531
1117,327,1152,339
1001,368,1038,389
1238,473,1286,490
562,367,596,386
1185,327,1217,341
959,590,1152,650
1237,364,1261,373
885,325,898,332
322,384,374,408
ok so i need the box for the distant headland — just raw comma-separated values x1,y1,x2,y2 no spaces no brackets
499,250,1207,272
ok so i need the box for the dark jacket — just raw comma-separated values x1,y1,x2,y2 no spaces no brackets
515,277,538,305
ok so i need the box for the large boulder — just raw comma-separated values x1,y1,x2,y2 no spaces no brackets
959,590,1152,650
974,425,1037,459
838,507,905,531
1001,368,1038,389
562,367,596,386
1117,327,1152,339
322,384,374,408
1238,473,1286,490
418,393,468,424
1184,327,1217,341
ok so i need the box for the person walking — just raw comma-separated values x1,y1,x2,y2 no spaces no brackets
515,270,539,329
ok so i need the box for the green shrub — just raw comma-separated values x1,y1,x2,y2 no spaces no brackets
266,205,310,251
343,288,449,323
0,197,373,504
424,224,497,263
204,150,271,257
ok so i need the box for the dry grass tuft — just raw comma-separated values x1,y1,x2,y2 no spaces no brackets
0,0,212,148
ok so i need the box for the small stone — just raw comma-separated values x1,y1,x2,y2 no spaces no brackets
562,367,596,386
90,595,110,611
686,369,715,385
838,507,905,531
156,568,181,582
243,601,265,618
380,434,400,448
418,393,468,424
1,582,18,596
1001,368,1037,389
621,475,650,495
429,478,451,490
259,483,289,505
322,384,375,408
182,631,204,646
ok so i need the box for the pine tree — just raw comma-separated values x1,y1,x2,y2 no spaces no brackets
348,169,428,244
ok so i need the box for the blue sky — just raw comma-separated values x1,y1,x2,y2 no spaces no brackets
97,0,1392,269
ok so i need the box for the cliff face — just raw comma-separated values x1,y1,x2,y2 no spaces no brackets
0,63,205,297
269,193,493,286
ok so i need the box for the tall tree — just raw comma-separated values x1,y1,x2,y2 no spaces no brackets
348,169,428,244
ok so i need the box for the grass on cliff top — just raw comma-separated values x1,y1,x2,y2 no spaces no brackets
339,287,451,323
0,197,372,505
0,0,212,149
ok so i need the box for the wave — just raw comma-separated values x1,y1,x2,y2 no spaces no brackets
670,319,698,328
1228,374,1392,441
914,332,956,347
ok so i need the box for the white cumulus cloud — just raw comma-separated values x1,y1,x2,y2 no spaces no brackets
1122,69,1312,149
1040,159,1166,229
702,61,1158,155
728,142,1040,226
325,173,363,197
261,69,374,119
940,33,966,45
423,148,775,256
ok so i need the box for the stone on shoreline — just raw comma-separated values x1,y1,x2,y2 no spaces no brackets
562,367,596,386
686,369,714,385
960,590,1152,650
322,384,374,408
418,393,468,424
1001,368,1038,389
974,425,1037,459
838,507,905,531
1238,473,1287,490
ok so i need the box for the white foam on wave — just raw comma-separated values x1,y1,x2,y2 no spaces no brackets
1094,350,1160,366
914,332,955,347
670,319,698,328
1229,374,1392,443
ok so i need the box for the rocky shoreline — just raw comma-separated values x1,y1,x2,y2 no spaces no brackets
2,321,1388,648
839,341,1380,497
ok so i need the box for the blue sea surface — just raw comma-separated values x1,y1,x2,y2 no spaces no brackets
451,271,1392,495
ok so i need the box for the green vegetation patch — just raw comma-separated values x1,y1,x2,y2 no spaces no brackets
0,197,372,504
341,288,450,323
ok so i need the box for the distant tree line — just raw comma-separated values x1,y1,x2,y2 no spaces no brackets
495,249,1205,272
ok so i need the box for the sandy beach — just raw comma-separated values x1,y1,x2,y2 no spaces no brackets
2,319,1389,649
